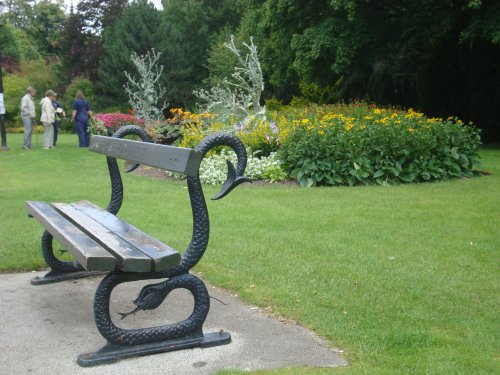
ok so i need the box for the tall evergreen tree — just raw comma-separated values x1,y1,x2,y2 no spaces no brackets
160,0,242,104
58,6,87,78
77,0,129,33
97,1,162,100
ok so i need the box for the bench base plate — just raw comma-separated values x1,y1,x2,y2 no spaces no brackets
31,270,108,285
77,331,231,367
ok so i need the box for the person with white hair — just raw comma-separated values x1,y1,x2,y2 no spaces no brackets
20,86,36,149
40,90,57,149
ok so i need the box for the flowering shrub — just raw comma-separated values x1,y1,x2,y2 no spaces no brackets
166,149,286,185
90,113,144,136
180,116,283,156
279,107,481,186
146,108,214,145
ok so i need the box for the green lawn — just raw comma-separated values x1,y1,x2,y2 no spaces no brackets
1,133,499,374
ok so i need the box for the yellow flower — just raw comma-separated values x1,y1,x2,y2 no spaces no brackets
408,128,415,132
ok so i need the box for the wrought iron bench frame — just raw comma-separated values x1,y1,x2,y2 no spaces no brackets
27,125,250,366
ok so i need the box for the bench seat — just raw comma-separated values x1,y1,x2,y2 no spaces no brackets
26,200,181,272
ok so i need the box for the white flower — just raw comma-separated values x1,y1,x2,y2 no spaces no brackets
166,149,285,185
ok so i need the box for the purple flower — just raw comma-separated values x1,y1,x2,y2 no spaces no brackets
234,121,246,131
269,121,278,134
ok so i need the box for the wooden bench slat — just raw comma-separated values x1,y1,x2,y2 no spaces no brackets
51,203,152,272
26,201,116,271
89,136,203,177
71,201,181,272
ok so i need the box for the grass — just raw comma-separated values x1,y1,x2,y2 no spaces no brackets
1,133,499,374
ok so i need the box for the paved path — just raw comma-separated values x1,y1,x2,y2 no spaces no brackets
0,272,346,375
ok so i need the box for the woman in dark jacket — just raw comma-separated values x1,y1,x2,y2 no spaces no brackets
71,90,91,147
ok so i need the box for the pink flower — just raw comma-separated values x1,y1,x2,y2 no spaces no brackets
94,113,144,134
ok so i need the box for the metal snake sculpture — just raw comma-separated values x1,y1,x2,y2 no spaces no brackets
91,126,249,346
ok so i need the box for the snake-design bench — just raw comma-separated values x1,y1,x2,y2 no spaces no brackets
26,125,250,366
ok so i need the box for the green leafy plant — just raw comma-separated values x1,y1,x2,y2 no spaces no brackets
279,107,481,186
150,122,182,145
261,164,288,183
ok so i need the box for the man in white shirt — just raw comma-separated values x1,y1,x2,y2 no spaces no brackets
20,86,36,149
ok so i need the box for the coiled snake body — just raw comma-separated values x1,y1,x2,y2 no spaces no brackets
91,126,249,346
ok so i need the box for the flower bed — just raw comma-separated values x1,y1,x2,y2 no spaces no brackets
90,113,144,136
89,103,481,187
279,106,481,186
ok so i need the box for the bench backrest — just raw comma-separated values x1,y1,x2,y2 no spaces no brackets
89,136,203,177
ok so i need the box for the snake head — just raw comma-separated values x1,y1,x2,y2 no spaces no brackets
212,160,251,200
133,282,170,311
117,282,168,320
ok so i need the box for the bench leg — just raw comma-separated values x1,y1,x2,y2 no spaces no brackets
77,271,231,367
31,231,107,285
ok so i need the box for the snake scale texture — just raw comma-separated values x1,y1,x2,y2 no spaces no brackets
106,125,152,215
92,128,248,346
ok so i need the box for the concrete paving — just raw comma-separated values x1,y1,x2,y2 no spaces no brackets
0,271,346,375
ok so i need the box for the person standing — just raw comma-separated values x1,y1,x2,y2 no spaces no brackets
20,87,36,149
72,90,91,147
52,97,65,146
40,90,57,149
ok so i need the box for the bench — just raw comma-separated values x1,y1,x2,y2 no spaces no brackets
27,125,250,366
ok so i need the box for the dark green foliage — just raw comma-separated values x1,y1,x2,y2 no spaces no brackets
97,1,162,100
58,118,76,134
57,12,88,79
76,0,128,32
64,77,95,112
235,0,500,141
3,0,66,56
57,1,128,81
0,23,42,64
11,27,41,61
160,0,242,104
0,24,22,61
29,0,66,55
151,123,183,145
204,27,241,87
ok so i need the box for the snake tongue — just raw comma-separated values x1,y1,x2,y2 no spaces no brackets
117,306,141,320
